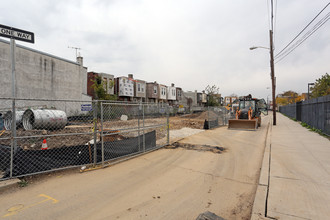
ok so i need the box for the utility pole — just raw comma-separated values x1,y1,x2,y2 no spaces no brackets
269,30,276,125
68,46,81,58
269,0,276,125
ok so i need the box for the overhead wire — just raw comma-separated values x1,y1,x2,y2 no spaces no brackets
275,11,330,64
275,2,330,59
276,11,330,61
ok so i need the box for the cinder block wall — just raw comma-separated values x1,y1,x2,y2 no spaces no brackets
0,39,91,116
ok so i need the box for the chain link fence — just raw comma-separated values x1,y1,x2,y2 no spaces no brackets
0,98,233,181
204,106,232,129
0,98,169,180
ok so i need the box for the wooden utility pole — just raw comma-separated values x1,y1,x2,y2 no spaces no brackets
269,30,276,125
269,0,276,125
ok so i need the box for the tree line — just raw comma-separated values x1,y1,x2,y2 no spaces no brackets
276,73,330,105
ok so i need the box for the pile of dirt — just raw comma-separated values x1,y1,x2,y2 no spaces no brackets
194,111,220,120
169,118,204,130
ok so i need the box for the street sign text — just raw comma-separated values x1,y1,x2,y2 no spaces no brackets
0,24,34,43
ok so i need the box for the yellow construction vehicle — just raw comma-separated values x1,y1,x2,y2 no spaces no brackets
228,94,267,130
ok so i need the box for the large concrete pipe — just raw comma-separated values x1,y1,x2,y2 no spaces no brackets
3,110,25,130
22,109,67,130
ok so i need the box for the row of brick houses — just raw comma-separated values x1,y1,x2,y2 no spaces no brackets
86,72,213,107
87,72,183,104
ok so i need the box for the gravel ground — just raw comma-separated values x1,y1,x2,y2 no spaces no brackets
0,111,225,149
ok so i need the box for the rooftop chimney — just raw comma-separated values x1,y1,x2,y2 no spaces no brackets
77,56,83,66
128,74,133,79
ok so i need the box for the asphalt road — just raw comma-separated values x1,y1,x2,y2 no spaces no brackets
0,116,270,220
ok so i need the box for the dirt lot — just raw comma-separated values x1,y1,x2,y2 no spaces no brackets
0,112,223,149
0,116,270,220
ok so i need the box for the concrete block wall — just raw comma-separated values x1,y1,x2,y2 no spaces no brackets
0,39,91,116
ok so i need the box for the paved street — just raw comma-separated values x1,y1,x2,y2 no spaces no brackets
0,117,270,220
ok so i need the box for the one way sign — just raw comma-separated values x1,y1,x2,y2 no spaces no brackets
0,24,34,43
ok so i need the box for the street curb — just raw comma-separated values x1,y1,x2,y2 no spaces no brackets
251,119,272,220
0,178,20,192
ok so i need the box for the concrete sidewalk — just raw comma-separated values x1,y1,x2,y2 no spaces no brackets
252,113,330,220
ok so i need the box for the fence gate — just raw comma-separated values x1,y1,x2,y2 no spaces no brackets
99,102,169,166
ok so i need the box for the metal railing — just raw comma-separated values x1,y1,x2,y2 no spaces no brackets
0,98,169,180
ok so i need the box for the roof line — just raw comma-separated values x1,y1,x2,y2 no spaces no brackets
0,38,79,65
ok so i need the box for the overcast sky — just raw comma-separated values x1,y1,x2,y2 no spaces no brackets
1,0,329,99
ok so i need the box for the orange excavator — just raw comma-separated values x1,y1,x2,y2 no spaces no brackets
228,94,267,130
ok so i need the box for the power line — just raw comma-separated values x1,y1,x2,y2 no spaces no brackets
275,12,330,64
275,2,330,59
276,11,330,62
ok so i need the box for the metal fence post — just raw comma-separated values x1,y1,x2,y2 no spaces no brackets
208,106,210,129
167,104,170,145
143,104,145,152
93,101,98,165
138,103,141,152
100,101,104,167
10,98,17,178
10,39,17,179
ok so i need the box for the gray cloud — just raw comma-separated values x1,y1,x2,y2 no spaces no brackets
1,0,329,99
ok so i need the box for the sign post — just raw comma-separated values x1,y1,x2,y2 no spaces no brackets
0,24,34,178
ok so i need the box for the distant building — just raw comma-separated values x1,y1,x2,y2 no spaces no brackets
183,90,198,107
167,83,176,105
115,74,134,101
146,82,159,103
87,72,114,99
197,92,202,106
176,87,183,105
158,84,167,103
196,91,208,107
224,96,238,106
201,91,207,104
133,78,146,102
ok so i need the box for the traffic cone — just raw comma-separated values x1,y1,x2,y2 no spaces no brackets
41,139,48,150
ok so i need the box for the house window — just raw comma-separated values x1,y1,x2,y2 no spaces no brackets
138,84,141,92
154,86,157,94
123,78,126,83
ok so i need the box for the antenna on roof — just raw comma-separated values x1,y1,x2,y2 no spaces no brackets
68,46,81,58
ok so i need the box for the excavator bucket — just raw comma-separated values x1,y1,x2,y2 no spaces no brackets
228,119,258,130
